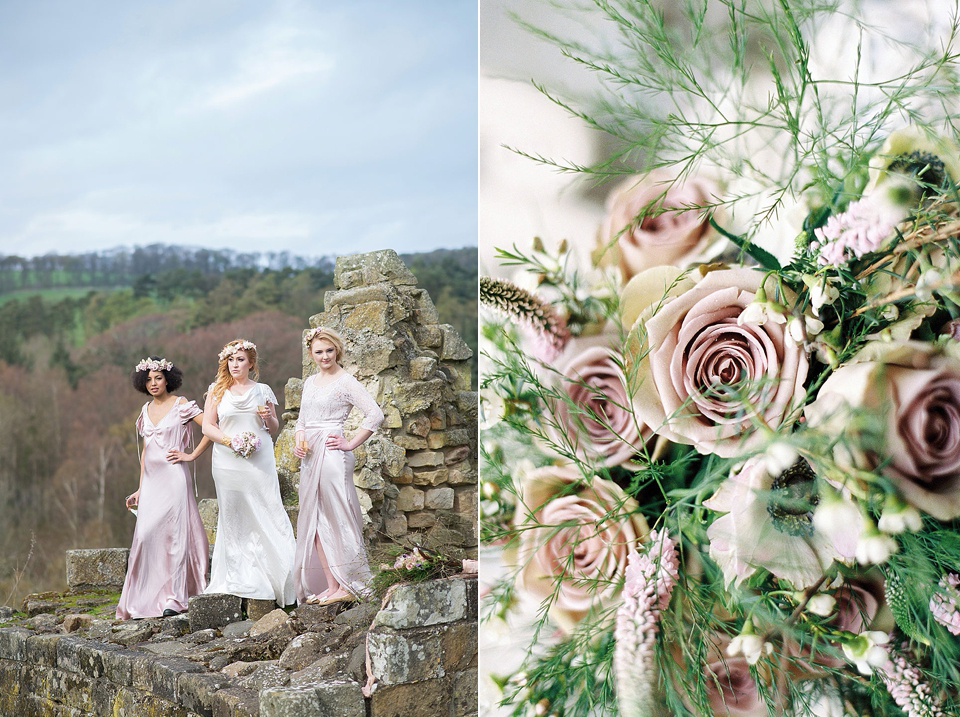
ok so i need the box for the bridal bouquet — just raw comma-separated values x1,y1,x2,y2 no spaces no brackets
230,431,261,459
480,1,960,716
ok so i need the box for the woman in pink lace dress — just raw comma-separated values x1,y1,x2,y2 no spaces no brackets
293,328,385,605
117,357,211,620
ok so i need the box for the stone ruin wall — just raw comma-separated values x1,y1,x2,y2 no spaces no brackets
273,249,478,559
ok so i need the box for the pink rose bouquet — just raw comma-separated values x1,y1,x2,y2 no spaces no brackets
480,3,960,716
230,431,261,459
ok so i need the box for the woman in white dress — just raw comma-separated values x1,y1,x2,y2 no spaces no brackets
293,327,384,605
201,339,296,606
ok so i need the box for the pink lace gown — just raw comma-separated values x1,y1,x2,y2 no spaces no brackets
294,372,385,602
116,398,209,619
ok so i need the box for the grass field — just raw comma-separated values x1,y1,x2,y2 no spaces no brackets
0,286,119,305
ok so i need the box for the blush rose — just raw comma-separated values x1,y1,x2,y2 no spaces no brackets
596,171,723,281
622,266,809,458
515,464,649,632
806,340,960,521
544,340,653,468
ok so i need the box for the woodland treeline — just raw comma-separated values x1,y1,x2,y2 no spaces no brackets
0,246,477,609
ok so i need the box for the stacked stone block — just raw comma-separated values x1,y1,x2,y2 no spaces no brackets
274,249,478,555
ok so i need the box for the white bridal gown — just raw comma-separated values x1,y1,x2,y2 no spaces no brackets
205,382,296,605
294,372,384,602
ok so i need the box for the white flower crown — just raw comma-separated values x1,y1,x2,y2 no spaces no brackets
218,340,257,362
135,358,173,373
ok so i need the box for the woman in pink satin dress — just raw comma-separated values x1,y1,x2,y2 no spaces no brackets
293,328,384,605
116,357,212,620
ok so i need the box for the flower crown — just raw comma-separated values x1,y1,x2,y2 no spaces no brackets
135,358,173,373
303,326,336,347
218,340,257,362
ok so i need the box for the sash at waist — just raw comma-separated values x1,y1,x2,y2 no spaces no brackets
302,422,342,432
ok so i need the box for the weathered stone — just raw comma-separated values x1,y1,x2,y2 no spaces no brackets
445,445,471,465
393,379,444,415
238,662,290,691
222,661,259,678
143,655,204,702
407,511,437,529
325,283,394,307
249,609,290,637
244,599,278,623
24,612,59,631
274,426,300,474
427,431,446,450
334,249,418,287
382,404,402,429
178,671,235,715
354,467,386,491
396,486,424,512
345,301,390,333
367,626,446,684
368,677,453,717
425,486,455,510
393,434,427,451
407,450,444,467
210,685,261,716
375,578,466,630
284,377,303,411
277,467,300,506
66,548,129,591
394,467,413,485
349,334,397,376
222,620,254,639
415,324,443,348
101,647,142,686
25,633,62,666
447,466,476,486
384,514,407,537
439,324,473,360
404,414,431,437
288,652,348,685
332,601,379,631
0,627,31,661
198,498,219,547
454,668,479,717
63,614,95,633
286,505,300,538
111,620,158,647
278,633,325,672
260,684,322,717
442,622,478,672
0,606,12,620
454,486,478,516
315,679,366,717
413,468,448,486
140,641,194,657
188,593,243,633
364,436,406,478
410,356,437,380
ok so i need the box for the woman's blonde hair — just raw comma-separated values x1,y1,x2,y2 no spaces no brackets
209,339,260,404
305,327,345,366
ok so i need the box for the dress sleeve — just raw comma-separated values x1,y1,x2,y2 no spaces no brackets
177,398,203,424
295,383,307,433
260,383,280,406
135,405,146,437
346,376,385,432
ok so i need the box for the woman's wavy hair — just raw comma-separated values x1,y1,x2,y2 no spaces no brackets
208,339,260,404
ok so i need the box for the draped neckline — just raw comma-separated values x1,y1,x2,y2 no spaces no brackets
145,396,184,427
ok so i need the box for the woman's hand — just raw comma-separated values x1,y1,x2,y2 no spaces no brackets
294,431,307,458
325,435,350,451
125,491,140,509
167,449,195,464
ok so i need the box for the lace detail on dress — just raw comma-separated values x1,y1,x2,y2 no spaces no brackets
295,373,385,433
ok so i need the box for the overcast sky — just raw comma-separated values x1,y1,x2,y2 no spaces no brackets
0,0,477,259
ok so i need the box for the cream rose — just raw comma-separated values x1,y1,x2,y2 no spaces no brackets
806,340,960,521
596,171,723,282
544,340,652,468
515,464,649,632
622,266,809,457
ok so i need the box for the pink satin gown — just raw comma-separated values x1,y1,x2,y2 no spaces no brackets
116,398,209,619
294,372,384,603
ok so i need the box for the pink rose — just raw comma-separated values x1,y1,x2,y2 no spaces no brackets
597,171,722,282
622,266,809,458
515,464,649,632
544,340,653,468
806,341,960,520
